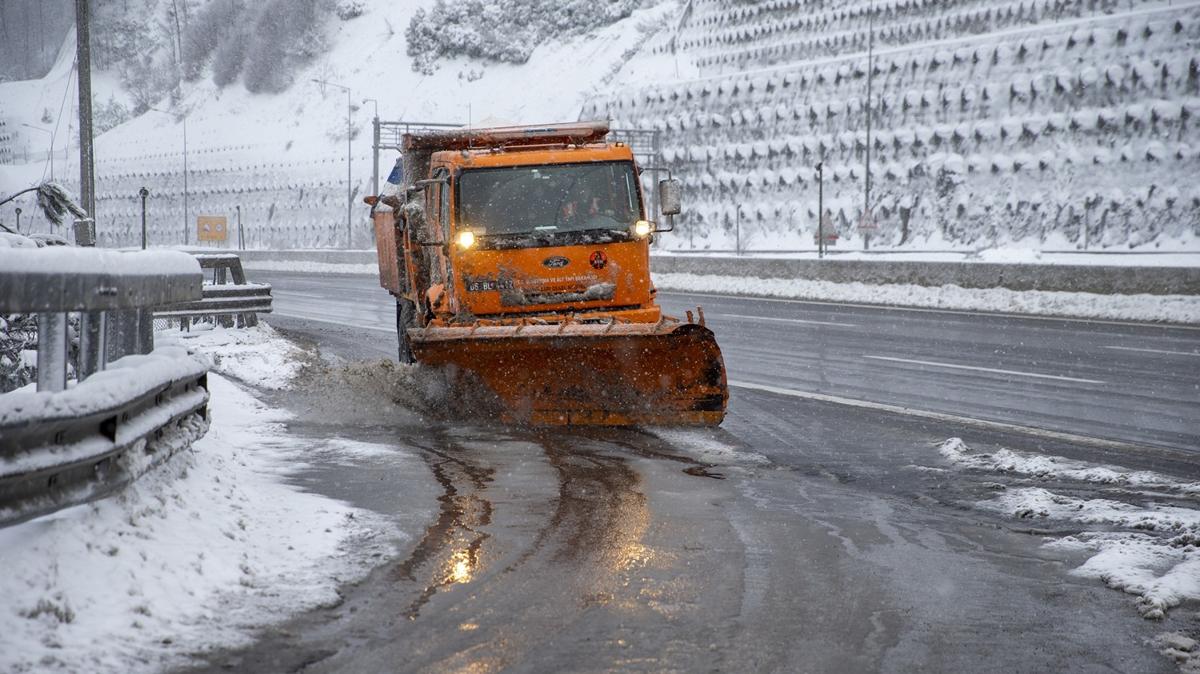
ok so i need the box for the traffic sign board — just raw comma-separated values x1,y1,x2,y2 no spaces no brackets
197,215,228,241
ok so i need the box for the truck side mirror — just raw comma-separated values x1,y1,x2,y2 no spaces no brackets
658,179,682,216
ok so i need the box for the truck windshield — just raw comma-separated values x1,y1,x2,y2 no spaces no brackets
457,161,641,241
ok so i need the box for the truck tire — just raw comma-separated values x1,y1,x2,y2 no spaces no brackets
396,298,417,364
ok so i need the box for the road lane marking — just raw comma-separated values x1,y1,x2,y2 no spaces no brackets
1103,346,1200,357
707,312,857,328
862,355,1105,384
656,290,1200,331
727,380,1188,457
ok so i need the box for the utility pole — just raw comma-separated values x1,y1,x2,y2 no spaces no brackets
313,79,353,248
182,113,189,244
237,204,243,249
863,0,875,252
75,0,96,222
76,0,103,380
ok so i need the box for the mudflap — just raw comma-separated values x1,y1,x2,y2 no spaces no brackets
409,322,728,426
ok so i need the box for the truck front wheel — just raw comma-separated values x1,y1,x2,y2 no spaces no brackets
396,298,417,364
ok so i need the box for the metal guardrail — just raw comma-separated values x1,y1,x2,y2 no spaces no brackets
0,247,209,526
155,254,272,328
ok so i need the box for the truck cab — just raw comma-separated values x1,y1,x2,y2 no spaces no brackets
422,143,661,326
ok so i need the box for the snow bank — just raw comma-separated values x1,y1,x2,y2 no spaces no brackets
1046,532,1200,620
980,487,1200,534
938,438,1200,496
938,439,1200,620
159,322,305,390
0,374,401,672
652,272,1200,323
650,427,768,466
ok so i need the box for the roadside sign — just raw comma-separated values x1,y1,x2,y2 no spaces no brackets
197,215,228,242
815,212,838,245
858,211,878,231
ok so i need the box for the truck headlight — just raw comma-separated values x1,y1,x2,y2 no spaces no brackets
633,220,652,237
456,230,476,249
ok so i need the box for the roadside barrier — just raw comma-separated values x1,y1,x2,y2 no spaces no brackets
155,253,273,328
0,248,209,526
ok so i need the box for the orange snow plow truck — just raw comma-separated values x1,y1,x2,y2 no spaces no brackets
366,121,727,426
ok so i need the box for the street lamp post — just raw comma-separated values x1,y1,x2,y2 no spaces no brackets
313,79,353,248
816,161,825,259
863,0,875,252
363,97,380,199
139,186,149,249
150,107,189,245
21,123,54,180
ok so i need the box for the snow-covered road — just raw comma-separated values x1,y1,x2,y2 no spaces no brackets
156,271,1200,673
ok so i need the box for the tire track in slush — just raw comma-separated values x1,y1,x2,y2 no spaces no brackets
391,432,495,620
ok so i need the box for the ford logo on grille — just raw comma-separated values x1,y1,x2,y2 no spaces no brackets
542,256,570,269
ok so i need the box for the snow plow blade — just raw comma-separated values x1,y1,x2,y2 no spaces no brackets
410,322,727,426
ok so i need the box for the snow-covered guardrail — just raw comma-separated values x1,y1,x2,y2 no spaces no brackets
0,247,209,526
154,254,273,329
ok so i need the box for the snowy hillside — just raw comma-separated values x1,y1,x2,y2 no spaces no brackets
0,0,676,247
1,0,1198,255
588,0,1200,252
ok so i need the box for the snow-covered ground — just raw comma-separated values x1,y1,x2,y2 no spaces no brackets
935,438,1200,623
0,325,422,672
652,272,1200,323
158,322,307,391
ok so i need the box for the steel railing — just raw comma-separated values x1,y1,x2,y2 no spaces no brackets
0,247,209,526
155,253,272,328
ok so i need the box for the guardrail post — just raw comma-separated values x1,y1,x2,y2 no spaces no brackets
78,311,107,378
106,310,139,362
36,312,68,392
136,309,154,355
73,217,96,247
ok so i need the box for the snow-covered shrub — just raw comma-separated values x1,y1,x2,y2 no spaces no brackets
243,0,325,93
93,96,131,134
335,0,365,20
211,26,249,87
406,0,644,74
181,0,241,81
120,54,177,114
0,314,37,394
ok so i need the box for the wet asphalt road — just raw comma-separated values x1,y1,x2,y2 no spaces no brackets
259,271,1200,453
182,270,1199,673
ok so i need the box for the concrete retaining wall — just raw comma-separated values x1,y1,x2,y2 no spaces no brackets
652,256,1200,295
225,249,1199,295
